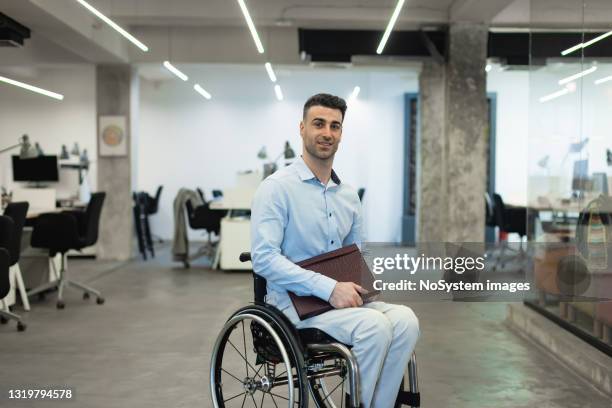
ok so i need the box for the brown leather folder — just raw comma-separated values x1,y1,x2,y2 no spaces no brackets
289,244,380,320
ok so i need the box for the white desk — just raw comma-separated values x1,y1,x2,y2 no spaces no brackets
210,188,256,270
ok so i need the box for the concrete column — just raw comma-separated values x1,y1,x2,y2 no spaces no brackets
96,65,135,260
417,23,488,243
417,61,447,243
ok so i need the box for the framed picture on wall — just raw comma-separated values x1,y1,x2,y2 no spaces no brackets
99,115,128,156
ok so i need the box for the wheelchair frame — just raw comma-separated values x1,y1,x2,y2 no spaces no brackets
209,252,420,408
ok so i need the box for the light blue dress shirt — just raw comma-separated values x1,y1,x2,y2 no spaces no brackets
250,156,363,313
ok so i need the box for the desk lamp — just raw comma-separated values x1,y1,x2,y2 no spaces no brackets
0,134,39,159
262,141,296,177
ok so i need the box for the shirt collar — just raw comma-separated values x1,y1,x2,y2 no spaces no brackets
294,156,342,186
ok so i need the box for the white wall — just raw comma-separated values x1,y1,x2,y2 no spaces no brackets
487,68,530,206
0,65,97,199
137,64,419,242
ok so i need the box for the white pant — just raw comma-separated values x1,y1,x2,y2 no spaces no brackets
289,302,420,408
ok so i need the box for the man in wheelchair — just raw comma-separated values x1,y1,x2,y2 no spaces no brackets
246,93,420,408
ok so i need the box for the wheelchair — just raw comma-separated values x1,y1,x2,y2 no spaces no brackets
210,252,420,408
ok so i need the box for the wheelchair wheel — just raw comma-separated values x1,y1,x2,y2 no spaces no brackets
210,308,308,407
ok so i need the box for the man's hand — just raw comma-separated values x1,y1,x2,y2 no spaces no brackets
329,282,368,309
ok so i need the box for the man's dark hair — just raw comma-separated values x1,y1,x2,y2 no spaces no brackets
303,93,347,121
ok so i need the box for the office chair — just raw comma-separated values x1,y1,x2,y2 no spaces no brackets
28,192,106,309
184,199,227,268
3,202,30,311
146,185,163,216
133,191,154,260
0,215,26,331
492,193,528,272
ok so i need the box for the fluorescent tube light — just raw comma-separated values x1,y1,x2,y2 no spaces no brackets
595,75,612,85
376,0,405,54
75,0,149,52
561,43,583,56
0,75,64,100
485,64,492,72
163,61,188,81
561,30,612,56
194,84,212,100
539,88,569,103
264,62,277,83
274,84,283,101
558,66,597,85
348,86,361,101
237,0,264,54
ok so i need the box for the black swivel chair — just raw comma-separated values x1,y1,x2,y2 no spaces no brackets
29,192,106,309
3,202,30,311
0,215,26,331
183,199,227,268
492,193,528,271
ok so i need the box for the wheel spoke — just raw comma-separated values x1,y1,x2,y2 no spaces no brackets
254,363,265,379
267,392,280,408
224,391,246,403
321,380,344,403
240,392,248,408
260,390,266,407
341,378,345,408
250,393,258,407
242,320,249,377
221,368,244,384
227,339,261,378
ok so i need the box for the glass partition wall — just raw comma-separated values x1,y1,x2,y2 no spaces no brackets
527,0,612,350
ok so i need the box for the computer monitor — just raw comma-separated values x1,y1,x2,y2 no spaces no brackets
12,155,59,182
571,159,590,192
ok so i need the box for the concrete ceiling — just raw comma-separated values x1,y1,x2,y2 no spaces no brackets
1,0,612,66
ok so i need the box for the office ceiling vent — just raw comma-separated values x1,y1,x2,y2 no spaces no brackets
0,13,31,47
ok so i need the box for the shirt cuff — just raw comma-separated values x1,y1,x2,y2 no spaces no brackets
312,274,338,302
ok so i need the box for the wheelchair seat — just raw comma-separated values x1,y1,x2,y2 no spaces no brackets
298,327,345,345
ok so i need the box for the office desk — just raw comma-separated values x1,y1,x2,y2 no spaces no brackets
210,188,256,270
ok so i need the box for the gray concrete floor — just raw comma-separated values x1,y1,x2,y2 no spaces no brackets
1,245,610,408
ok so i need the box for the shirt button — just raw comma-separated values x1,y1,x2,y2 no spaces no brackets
331,240,334,244
329,213,332,217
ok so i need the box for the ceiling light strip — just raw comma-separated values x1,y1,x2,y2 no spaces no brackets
0,75,64,100
561,29,612,56
265,62,277,82
539,88,569,103
595,75,612,85
376,0,405,55
274,84,283,101
348,86,361,101
237,0,264,54
558,66,597,85
75,0,149,52
194,84,212,99
163,61,188,81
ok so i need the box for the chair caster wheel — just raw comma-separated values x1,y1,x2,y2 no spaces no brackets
183,261,190,269
56,301,65,309
17,322,26,332
83,293,90,300
0,316,8,324
96,297,105,305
